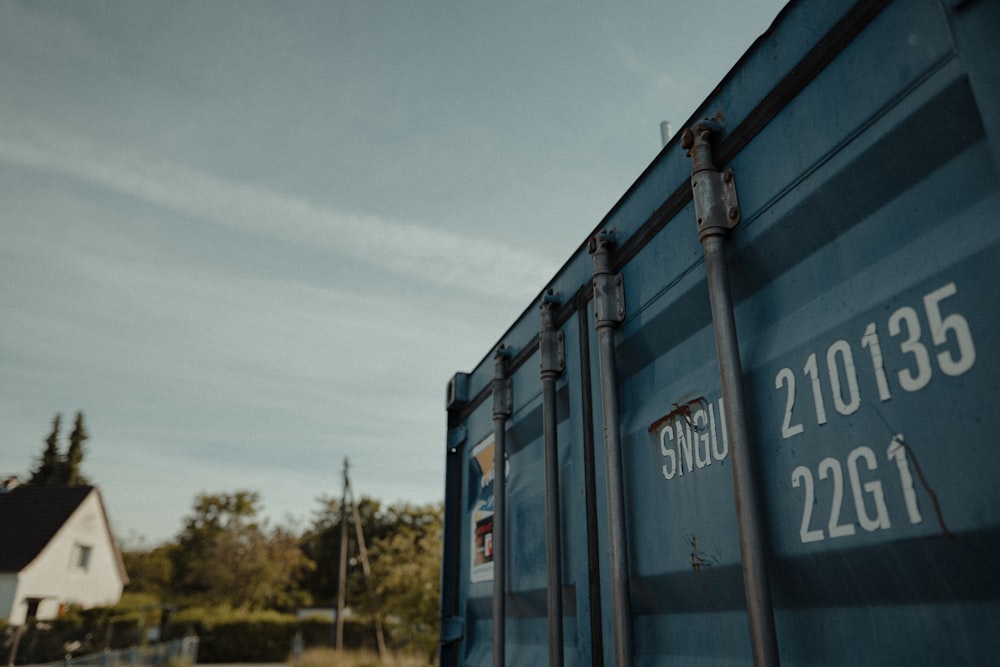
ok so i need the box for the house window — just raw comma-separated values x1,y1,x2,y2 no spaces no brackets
74,543,93,571
25,598,42,620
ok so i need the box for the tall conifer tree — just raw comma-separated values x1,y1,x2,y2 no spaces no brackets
65,411,89,486
27,412,90,487
29,414,62,486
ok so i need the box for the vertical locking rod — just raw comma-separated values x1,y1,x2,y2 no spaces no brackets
683,121,780,667
539,293,565,666
492,345,512,667
576,291,605,667
589,232,633,667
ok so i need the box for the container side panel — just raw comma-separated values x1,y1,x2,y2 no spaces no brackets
440,0,1000,664
613,1,1000,664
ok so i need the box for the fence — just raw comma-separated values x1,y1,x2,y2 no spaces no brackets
34,638,198,667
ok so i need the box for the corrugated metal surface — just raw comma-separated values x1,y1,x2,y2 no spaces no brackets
440,0,1000,664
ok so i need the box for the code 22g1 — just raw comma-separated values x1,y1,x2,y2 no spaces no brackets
775,281,976,544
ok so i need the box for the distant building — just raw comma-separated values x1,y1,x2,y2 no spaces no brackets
0,485,128,625
296,607,337,622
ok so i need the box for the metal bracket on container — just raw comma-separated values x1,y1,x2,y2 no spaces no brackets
682,118,740,241
440,616,465,644
540,291,565,376
589,230,626,325
446,372,470,411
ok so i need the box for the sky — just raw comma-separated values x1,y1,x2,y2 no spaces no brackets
0,0,787,547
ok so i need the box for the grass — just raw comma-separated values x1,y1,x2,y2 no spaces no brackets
292,647,434,667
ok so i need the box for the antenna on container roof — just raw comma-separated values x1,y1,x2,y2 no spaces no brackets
660,121,673,148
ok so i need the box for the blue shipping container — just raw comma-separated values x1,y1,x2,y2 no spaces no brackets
440,0,1000,664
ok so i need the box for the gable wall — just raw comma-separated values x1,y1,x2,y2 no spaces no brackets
7,491,125,625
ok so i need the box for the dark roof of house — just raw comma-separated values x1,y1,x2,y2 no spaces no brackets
0,485,95,572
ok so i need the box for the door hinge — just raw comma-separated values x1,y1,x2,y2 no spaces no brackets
682,119,740,240
589,230,626,325
539,291,565,376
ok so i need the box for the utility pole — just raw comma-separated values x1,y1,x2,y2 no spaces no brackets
351,497,387,658
335,458,349,651
333,458,387,660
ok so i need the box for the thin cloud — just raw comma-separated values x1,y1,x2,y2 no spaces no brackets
611,38,678,97
3,225,491,405
0,116,558,300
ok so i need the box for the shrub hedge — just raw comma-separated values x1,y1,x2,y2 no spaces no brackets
3,609,380,664
167,616,375,663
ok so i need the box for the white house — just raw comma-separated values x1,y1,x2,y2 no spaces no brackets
0,484,128,625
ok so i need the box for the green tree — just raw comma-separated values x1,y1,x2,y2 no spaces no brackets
299,495,387,605
64,412,89,486
122,490,441,649
300,497,442,656
171,491,312,611
193,523,312,610
360,503,442,659
28,415,62,486
122,544,176,597
172,491,260,595
26,412,90,487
